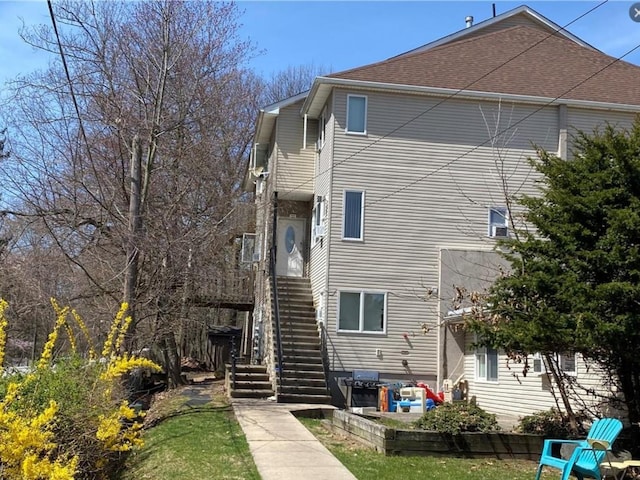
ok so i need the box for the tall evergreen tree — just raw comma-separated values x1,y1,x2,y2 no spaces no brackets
471,121,640,424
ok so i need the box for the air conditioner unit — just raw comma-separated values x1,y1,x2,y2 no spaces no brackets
491,226,509,238
252,252,261,262
313,225,326,238
255,177,264,195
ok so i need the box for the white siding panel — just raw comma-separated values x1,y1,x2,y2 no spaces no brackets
310,95,335,315
567,107,637,157
323,89,558,377
275,100,315,197
463,336,616,418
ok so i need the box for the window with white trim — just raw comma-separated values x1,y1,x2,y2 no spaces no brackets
311,195,326,246
318,108,327,150
558,352,577,375
338,291,386,333
476,345,498,382
532,352,545,374
531,352,577,376
346,95,367,134
343,190,364,240
240,233,259,263
488,206,508,237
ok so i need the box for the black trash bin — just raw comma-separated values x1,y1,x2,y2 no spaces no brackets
208,326,243,389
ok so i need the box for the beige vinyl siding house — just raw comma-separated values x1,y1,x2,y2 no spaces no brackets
463,341,614,419
273,99,316,198
245,4,640,414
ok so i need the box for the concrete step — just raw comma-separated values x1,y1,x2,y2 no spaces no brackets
277,393,332,404
273,312,315,322
281,378,327,388
279,326,319,337
281,359,323,369
276,277,311,287
281,340,320,350
281,347,323,357
279,335,320,345
282,350,322,365
279,386,329,398
277,321,317,332
234,380,272,390
234,373,270,382
282,367,325,378
231,364,269,374
272,300,316,318
278,296,313,304
231,389,275,399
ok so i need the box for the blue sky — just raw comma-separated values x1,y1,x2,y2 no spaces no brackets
1,1,639,85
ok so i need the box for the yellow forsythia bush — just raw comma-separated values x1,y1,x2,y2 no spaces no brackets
0,300,161,479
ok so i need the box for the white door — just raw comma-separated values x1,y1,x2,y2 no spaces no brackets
276,218,305,277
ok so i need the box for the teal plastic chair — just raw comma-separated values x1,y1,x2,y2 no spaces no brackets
535,418,623,480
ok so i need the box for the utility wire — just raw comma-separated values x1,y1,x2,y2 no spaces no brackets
47,0,93,167
277,0,609,201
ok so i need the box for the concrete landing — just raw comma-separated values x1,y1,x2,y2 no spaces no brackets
232,398,357,480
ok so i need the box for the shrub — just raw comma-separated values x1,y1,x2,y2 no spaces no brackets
0,300,161,479
518,408,580,438
414,402,500,434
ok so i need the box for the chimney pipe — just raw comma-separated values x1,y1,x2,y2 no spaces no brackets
465,16,474,28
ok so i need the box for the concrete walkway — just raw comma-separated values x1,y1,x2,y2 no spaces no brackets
232,398,357,480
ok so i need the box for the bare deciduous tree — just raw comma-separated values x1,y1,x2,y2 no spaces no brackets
261,63,329,104
1,0,260,385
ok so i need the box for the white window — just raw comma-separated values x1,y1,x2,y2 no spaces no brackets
558,352,577,376
318,108,327,150
338,291,386,333
346,94,367,134
240,233,260,263
488,206,508,237
476,345,498,382
531,352,577,376
343,190,364,240
311,195,326,246
532,352,545,374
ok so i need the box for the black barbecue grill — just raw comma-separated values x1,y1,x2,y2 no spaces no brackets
342,370,383,408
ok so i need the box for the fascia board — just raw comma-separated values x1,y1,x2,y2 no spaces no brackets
304,77,640,114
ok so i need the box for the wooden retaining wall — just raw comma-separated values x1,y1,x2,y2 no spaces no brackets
332,410,543,460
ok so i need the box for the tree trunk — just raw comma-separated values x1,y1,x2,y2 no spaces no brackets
123,135,142,348
544,353,579,433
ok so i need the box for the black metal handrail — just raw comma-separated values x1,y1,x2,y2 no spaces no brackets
270,191,283,391
269,247,284,390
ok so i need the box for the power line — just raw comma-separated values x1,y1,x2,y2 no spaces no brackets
277,1,609,201
47,0,93,167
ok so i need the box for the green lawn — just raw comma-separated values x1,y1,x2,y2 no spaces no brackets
299,418,558,480
119,383,559,480
118,384,259,480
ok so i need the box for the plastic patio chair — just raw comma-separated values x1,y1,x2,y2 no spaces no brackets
534,417,623,480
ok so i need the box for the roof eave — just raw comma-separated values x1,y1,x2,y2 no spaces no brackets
302,77,640,116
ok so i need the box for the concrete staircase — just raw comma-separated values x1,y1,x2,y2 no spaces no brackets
273,276,331,404
227,364,274,399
